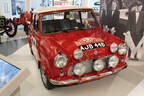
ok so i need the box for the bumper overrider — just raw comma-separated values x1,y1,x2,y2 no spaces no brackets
50,64,127,85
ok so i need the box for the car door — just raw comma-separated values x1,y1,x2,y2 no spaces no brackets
31,14,40,60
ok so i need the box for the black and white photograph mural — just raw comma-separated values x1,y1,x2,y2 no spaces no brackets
40,0,48,7
30,0,53,13
100,0,144,60
11,0,25,16
40,0,53,7
16,0,25,14
11,0,16,15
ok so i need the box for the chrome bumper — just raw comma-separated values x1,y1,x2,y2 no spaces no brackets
50,64,127,85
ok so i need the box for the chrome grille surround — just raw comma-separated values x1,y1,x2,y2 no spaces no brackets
51,64,127,85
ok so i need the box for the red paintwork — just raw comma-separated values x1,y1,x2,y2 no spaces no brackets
27,8,127,85
84,19,96,26
13,17,19,25
13,11,32,25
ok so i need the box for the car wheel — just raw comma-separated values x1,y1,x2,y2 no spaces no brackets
40,64,55,90
30,49,33,55
6,20,17,37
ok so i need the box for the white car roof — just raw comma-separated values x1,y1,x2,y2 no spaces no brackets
33,6,91,14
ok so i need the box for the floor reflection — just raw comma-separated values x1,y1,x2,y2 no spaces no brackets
0,38,28,56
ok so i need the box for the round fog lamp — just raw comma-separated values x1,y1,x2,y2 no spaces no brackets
74,63,86,76
108,56,119,68
118,48,127,55
73,49,83,60
110,42,118,53
118,43,128,55
93,60,106,71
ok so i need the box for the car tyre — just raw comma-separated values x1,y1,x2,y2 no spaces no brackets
6,20,17,37
30,49,34,55
40,64,55,90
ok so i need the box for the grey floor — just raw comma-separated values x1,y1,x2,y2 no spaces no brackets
0,38,28,56
0,29,144,96
0,26,28,56
7,44,144,96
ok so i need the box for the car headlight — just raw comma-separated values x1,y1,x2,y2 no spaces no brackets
73,49,83,60
74,63,86,76
118,43,128,55
54,54,68,68
110,42,118,53
108,55,119,68
93,59,106,71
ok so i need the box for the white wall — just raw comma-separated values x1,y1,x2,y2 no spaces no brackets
87,0,100,12
30,0,43,11
82,0,88,7
25,0,30,11
0,0,27,18
0,0,91,18
28,0,89,12
0,0,12,18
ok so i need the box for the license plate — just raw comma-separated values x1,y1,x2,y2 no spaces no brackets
79,42,106,51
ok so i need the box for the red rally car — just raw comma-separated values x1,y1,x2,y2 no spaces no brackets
27,6,128,90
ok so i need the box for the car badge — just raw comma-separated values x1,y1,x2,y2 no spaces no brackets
93,50,98,55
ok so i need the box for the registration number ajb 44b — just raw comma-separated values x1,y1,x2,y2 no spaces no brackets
79,42,106,51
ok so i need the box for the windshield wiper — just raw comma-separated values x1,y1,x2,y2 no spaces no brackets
74,27,86,31
62,28,74,32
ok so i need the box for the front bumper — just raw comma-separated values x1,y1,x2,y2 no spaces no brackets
50,64,127,85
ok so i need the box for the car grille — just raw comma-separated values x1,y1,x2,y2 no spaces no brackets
68,56,110,76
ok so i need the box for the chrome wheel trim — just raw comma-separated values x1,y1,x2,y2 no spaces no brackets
8,22,15,35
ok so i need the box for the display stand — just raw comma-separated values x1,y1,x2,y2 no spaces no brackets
0,55,30,96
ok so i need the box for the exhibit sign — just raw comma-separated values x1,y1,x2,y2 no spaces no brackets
54,0,73,6
0,55,30,96
0,59,20,88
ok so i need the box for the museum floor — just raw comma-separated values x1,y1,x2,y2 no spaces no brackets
0,29,144,96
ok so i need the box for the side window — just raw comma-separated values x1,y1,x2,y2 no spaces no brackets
81,11,99,28
33,14,39,33
69,11,81,23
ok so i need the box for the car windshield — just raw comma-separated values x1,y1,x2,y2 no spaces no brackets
41,10,99,35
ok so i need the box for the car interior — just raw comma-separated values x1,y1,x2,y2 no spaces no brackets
42,19,85,34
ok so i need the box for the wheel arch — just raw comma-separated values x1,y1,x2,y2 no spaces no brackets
38,59,51,80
